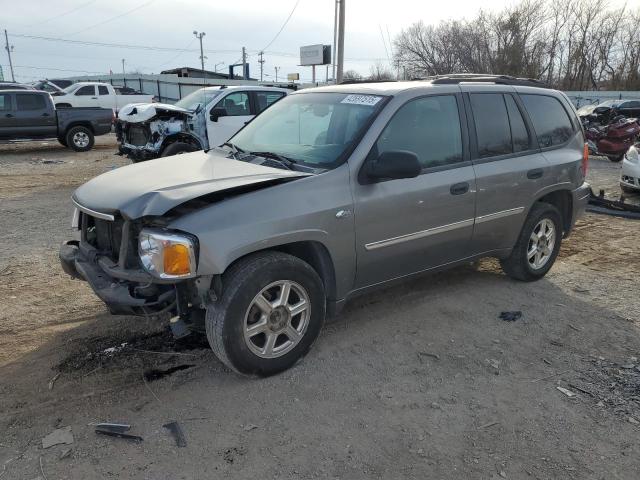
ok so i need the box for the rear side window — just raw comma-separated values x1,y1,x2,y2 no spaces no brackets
504,95,530,152
16,94,46,110
376,95,463,169
0,94,10,111
75,86,95,96
255,91,285,114
98,86,109,95
520,94,574,148
470,93,511,158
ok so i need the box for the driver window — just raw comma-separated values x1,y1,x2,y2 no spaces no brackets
375,95,463,169
75,86,96,96
214,92,250,116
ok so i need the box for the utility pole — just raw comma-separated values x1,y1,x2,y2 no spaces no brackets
193,31,206,72
121,58,125,76
4,30,15,82
258,51,265,82
336,0,346,84
214,62,224,73
274,66,280,82
242,47,247,80
332,1,338,82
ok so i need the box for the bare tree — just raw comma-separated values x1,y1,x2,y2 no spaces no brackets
368,62,396,81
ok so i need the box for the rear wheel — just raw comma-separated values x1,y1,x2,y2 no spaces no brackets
206,252,326,376
160,142,198,157
65,126,94,152
500,203,562,281
608,154,624,162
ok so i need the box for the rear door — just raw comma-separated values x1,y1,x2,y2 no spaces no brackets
97,84,114,110
73,85,97,107
463,87,548,253
0,93,16,138
13,92,57,137
352,93,477,288
206,90,253,147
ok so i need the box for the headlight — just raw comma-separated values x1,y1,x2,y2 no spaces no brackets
138,229,197,279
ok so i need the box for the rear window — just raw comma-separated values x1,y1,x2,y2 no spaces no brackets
98,85,109,95
255,91,285,113
520,94,574,148
0,94,10,111
470,93,512,158
16,94,46,111
75,85,95,96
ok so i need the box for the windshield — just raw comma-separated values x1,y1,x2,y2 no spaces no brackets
62,84,79,94
175,89,222,111
229,92,386,169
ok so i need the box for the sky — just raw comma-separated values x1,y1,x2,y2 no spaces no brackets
1,0,639,83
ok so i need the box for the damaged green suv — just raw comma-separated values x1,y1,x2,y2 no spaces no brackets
60,76,590,376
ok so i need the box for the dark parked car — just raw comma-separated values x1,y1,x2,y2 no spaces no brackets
0,90,113,151
577,99,640,125
0,82,35,91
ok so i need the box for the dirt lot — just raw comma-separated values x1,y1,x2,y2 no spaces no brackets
1,135,639,479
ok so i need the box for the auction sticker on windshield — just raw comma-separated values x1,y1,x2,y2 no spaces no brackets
340,94,383,106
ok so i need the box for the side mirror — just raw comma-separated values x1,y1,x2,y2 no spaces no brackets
210,107,227,122
365,150,421,182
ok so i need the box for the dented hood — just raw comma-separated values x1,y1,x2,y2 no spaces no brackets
73,149,311,219
118,102,192,123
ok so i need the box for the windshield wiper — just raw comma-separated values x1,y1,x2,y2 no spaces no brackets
222,142,245,157
248,151,298,170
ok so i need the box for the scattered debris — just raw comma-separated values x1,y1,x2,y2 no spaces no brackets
556,386,577,398
542,358,552,365
486,358,501,371
568,324,581,332
223,446,246,464
101,343,128,356
549,340,564,347
39,456,48,480
42,427,74,449
531,369,571,383
163,421,187,447
243,424,258,431
568,384,593,396
59,448,72,460
47,373,61,391
499,311,522,322
417,351,440,362
95,423,143,442
629,417,639,425
143,364,195,382
479,421,499,429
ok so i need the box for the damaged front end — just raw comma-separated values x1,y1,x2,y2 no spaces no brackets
116,104,207,161
59,204,211,318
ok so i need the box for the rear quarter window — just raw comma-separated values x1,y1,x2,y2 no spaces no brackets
520,94,574,148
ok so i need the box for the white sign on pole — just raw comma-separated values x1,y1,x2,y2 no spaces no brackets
300,44,325,66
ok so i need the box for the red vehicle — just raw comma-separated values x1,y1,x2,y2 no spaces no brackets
585,117,640,162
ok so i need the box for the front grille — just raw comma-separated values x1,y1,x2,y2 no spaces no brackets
126,125,149,146
82,214,123,261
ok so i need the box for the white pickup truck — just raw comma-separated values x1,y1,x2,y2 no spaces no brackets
52,82,154,112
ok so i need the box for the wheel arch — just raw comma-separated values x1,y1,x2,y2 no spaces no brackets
159,133,203,152
65,121,94,134
535,188,573,235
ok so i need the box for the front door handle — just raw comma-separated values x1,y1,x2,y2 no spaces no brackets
5,113,13,118
450,182,469,195
91,97,98,99
527,168,544,179
42,113,50,117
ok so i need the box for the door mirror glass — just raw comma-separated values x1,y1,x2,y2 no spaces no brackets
210,107,228,122
366,151,421,181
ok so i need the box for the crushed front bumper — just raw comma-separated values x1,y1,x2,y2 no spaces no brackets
59,240,175,315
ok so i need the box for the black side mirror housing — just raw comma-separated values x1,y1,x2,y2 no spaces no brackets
210,107,228,122
365,150,421,182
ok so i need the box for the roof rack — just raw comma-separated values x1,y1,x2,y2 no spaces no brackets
419,74,550,88
339,79,398,85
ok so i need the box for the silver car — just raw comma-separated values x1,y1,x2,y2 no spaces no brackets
60,75,590,376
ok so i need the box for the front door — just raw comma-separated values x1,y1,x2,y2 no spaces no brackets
73,85,97,107
352,93,476,288
13,93,57,138
0,93,15,138
206,91,253,147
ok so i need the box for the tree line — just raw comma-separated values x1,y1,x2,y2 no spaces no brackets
384,0,640,90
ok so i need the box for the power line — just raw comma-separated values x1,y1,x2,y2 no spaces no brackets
378,24,390,63
260,0,301,52
27,0,98,27
10,64,108,74
65,0,158,36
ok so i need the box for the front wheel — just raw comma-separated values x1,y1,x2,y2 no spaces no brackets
500,203,562,281
160,142,198,157
206,252,326,376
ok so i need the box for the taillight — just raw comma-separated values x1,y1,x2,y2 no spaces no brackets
582,143,589,178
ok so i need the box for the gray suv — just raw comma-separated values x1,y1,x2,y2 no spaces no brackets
59,75,590,376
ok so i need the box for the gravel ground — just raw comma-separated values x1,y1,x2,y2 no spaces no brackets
1,137,639,479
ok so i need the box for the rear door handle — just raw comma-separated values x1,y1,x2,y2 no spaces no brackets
5,113,13,118
450,182,470,195
91,97,98,99
42,113,50,117
527,168,543,179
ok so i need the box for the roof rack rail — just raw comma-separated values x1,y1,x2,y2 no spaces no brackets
339,79,398,85
419,74,550,88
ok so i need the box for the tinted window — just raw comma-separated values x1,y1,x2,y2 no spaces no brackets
16,94,46,111
75,85,95,96
98,85,109,95
520,94,574,148
376,95,463,169
470,93,512,158
215,92,250,116
255,91,285,113
0,94,10,111
505,95,530,152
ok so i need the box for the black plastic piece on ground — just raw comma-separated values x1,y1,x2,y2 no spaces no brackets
143,364,195,382
95,424,143,442
499,311,523,322
163,421,187,447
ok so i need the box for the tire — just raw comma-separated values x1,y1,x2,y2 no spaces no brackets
160,142,198,157
500,202,563,282
608,154,624,162
206,251,326,376
65,126,94,152
57,136,67,147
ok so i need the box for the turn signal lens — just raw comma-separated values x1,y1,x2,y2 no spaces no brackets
582,143,589,177
164,244,191,276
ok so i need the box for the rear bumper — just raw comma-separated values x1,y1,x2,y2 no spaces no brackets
571,181,590,228
59,240,175,315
